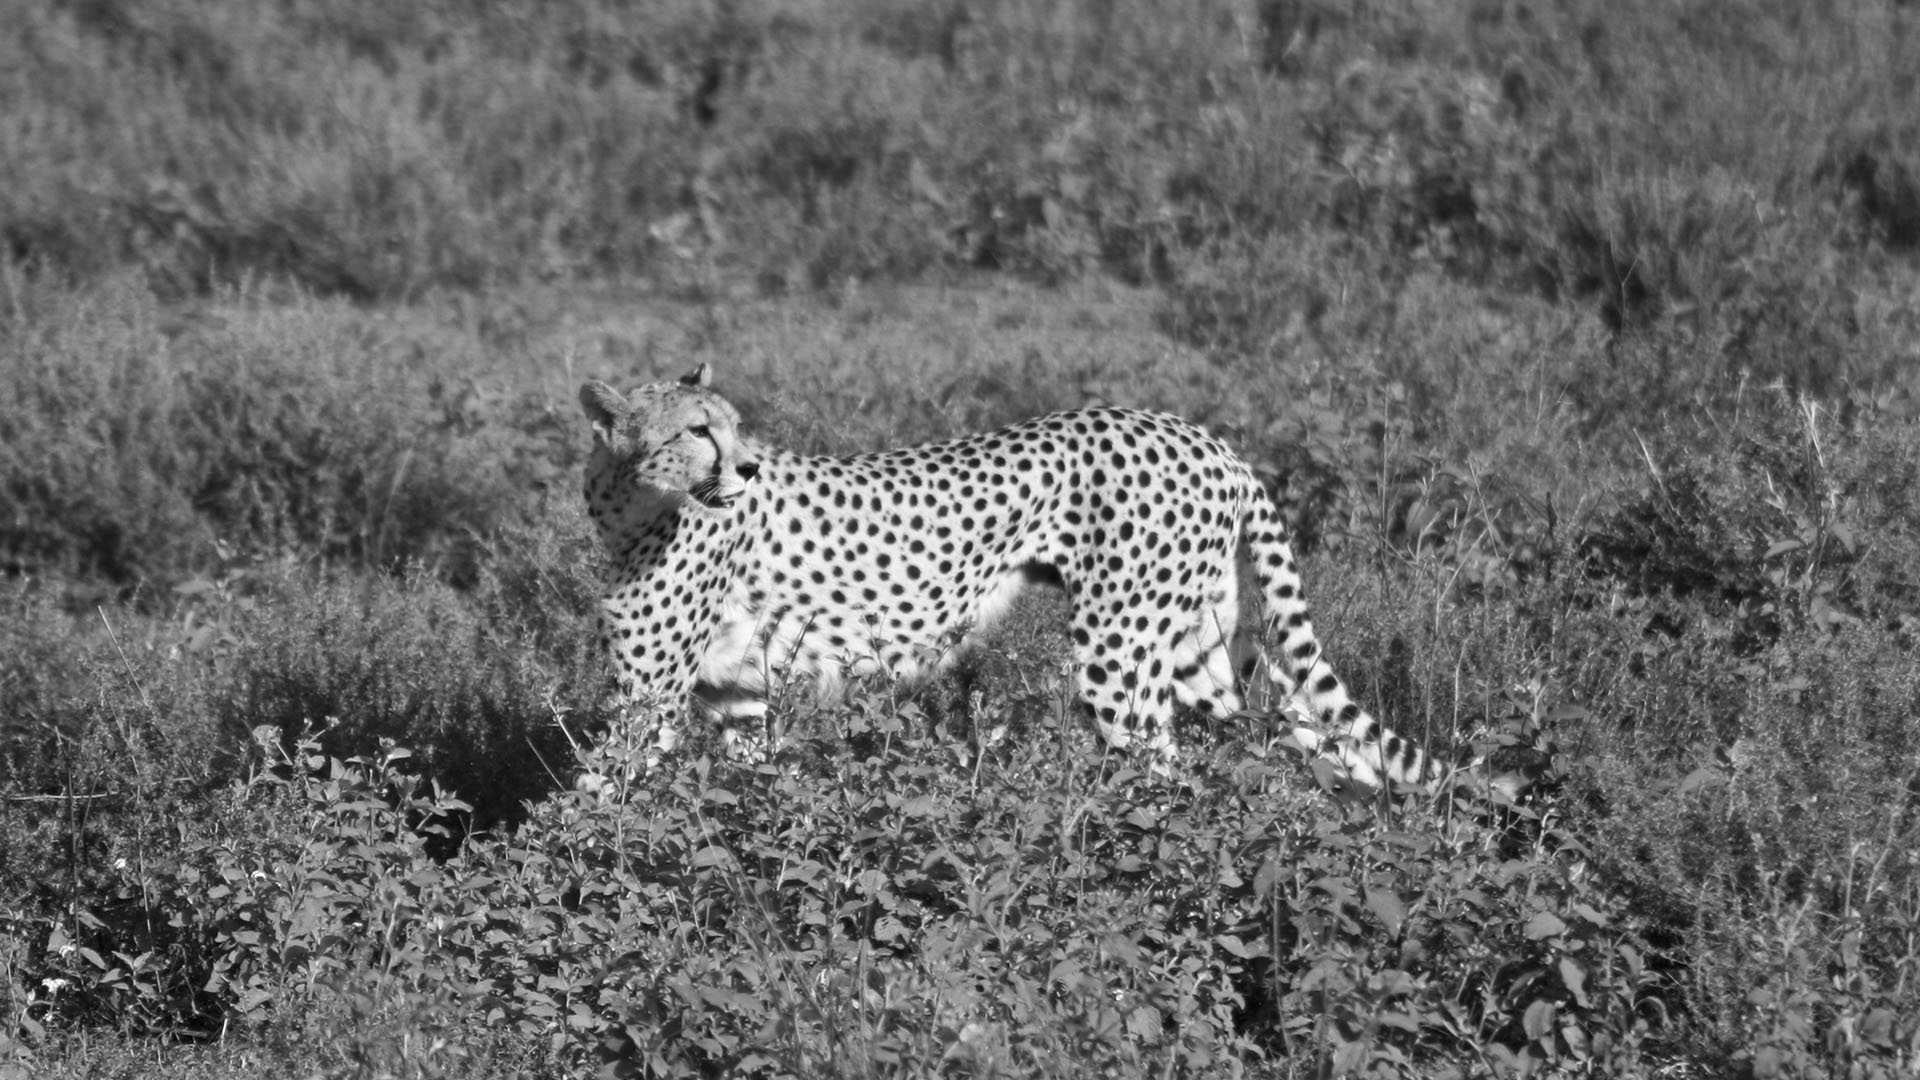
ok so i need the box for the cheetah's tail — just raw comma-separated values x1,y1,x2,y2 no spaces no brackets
1240,478,1435,791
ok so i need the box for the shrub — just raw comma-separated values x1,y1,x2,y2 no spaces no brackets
203,566,598,832
13,686,1674,1078
1584,395,1920,650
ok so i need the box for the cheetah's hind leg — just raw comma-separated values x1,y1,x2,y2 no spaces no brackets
1167,585,1247,725
1231,643,1337,764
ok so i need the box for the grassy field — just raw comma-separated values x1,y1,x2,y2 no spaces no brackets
5,1,1920,1076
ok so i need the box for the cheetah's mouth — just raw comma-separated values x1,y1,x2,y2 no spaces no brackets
689,475,744,510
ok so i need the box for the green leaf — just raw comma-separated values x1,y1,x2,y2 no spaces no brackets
1365,887,1406,937
1213,934,1256,958
1524,912,1567,940
1859,1007,1896,1046
1523,999,1556,1041
1558,957,1590,1008
1125,1005,1163,1042
1047,959,1084,989
1331,1037,1370,1073
1569,901,1609,926
1375,1010,1420,1033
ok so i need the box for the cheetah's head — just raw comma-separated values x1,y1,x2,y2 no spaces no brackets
579,364,761,523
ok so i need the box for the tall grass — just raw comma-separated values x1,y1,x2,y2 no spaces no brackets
0,274,568,588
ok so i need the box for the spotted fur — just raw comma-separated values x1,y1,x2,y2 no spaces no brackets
579,365,1430,788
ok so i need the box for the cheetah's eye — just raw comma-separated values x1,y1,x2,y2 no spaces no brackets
687,424,711,439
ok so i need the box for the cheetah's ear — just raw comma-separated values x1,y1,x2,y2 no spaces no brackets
579,381,629,444
678,363,712,389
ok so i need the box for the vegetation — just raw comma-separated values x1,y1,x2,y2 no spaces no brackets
4,0,1920,1076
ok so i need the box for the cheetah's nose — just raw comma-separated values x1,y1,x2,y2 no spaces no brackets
736,462,760,483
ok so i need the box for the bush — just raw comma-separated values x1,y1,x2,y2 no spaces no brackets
12,703,1671,1078
203,566,599,832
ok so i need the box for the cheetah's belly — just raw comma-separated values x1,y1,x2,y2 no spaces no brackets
695,587,888,705
694,566,1038,709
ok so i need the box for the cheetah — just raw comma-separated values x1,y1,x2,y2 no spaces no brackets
579,365,1432,789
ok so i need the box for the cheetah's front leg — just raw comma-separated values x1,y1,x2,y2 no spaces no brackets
572,687,690,800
